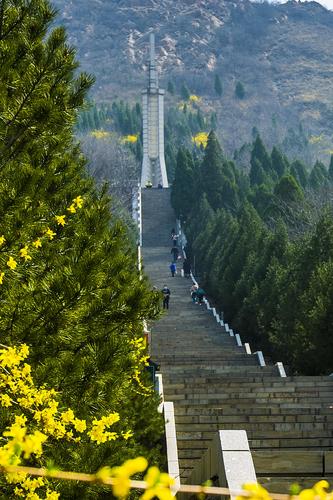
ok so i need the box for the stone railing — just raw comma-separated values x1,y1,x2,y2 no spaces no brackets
155,373,181,494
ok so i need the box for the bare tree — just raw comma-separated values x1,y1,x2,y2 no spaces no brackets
79,134,140,211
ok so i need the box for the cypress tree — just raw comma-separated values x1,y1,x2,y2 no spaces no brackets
251,135,272,174
328,155,333,183
290,159,308,188
171,148,195,218
309,160,328,189
0,1,163,496
235,81,245,99
180,83,190,101
200,131,225,210
271,146,288,178
274,175,303,203
214,74,223,96
167,80,175,95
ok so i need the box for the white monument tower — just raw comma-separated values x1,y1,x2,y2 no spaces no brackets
141,34,168,188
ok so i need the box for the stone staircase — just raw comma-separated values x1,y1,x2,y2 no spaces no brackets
141,188,333,493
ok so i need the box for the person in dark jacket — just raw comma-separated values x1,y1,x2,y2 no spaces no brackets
196,287,206,305
162,285,171,309
171,246,179,262
183,259,191,278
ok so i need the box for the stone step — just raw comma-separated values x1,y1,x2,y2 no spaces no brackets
174,406,333,417
252,450,328,475
175,414,333,425
167,385,333,395
176,427,333,441
259,477,331,494
164,394,333,405
175,423,333,435
141,192,333,486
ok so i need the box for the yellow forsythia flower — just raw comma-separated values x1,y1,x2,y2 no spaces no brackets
192,132,208,148
45,228,56,240
122,430,133,440
0,272,4,284
0,235,6,246
0,394,12,407
122,134,138,144
67,204,76,214
110,457,148,498
46,490,60,500
7,256,17,270
236,483,272,500
73,195,83,208
95,466,112,483
142,466,175,500
55,215,66,226
90,129,111,139
189,94,200,102
32,239,42,249
19,246,32,262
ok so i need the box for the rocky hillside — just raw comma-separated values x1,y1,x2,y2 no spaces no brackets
53,0,333,159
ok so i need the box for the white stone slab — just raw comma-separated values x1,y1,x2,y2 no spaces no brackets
276,361,287,377
219,430,250,451
235,333,242,346
244,343,252,354
254,351,266,367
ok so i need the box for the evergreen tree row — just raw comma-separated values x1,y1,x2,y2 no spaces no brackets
172,132,333,375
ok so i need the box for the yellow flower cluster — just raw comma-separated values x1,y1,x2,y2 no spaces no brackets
97,457,175,500
129,337,151,394
189,94,201,103
88,414,120,444
90,129,111,139
122,134,139,144
0,196,84,285
236,481,333,500
141,466,174,500
0,343,131,498
192,132,208,149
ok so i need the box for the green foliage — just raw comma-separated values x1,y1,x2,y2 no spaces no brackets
180,82,191,101
309,160,328,189
271,146,288,178
235,81,245,99
290,159,308,188
214,74,223,96
167,80,175,95
274,175,303,203
0,1,163,496
200,132,239,211
171,148,195,218
329,154,333,182
173,131,333,375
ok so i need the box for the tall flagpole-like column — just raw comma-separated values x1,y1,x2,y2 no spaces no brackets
141,33,168,188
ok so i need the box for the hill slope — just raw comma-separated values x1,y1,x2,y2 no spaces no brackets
53,0,333,157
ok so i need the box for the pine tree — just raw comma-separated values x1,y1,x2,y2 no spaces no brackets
328,155,333,183
167,80,175,95
171,148,195,218
274,175,303,203
0,1,163,496
251,135,272,174
200,131,225,210
271,146,288,178
235,81,245,99
309,160,328,189
290,159,308,188
180,82,190,101
214,74,223,96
